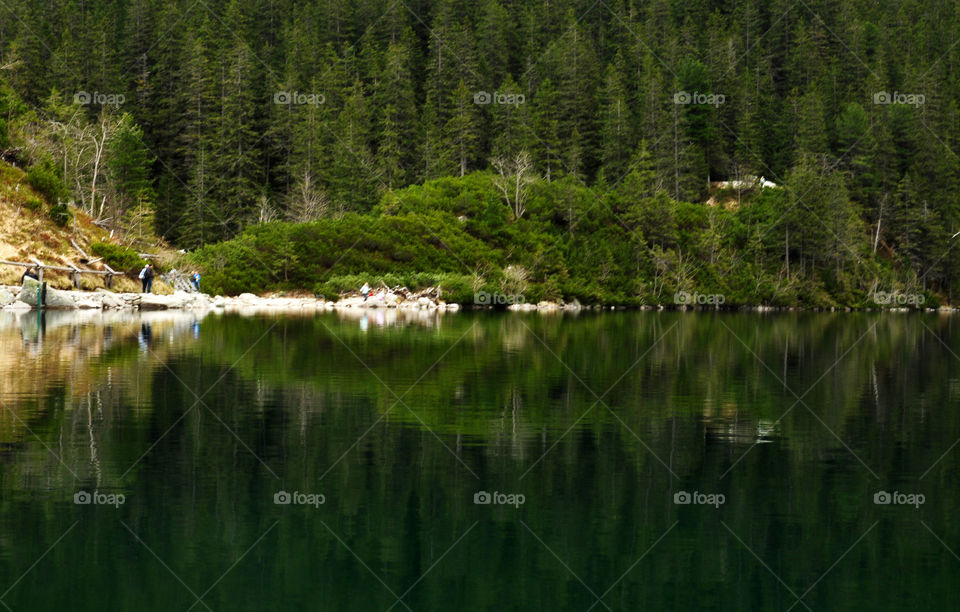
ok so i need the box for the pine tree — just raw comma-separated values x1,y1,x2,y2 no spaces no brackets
444,80,481,177
107,113,155,220
599,59,631,182
489,74,527,158
329,79,376,212
206,42,263,239
531,78,562,181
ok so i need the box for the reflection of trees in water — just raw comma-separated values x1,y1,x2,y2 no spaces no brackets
3,311,960,488
0,311,206,454
0,313,958,609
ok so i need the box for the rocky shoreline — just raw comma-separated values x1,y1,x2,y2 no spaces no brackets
1,279,952,313
2,278,469,312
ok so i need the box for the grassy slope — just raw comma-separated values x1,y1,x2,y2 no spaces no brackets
0,161,168,293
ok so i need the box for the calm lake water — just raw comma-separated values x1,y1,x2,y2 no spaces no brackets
0,308,958,610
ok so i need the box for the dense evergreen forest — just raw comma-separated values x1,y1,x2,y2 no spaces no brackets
1,0,960,304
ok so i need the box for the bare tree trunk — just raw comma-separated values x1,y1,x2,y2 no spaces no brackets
785,226,790,278
873,196,884,255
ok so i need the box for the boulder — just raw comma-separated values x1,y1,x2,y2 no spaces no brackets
138,294,170,310
20,277,77,309
4,300,31,311
334,296,366,308
98,291,124,309
189,294,213,309
121,294,142,308
75,295,103,309
140,292,190,310
0,287,15,306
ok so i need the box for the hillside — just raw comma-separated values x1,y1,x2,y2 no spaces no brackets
0,160,157,292
2,0,958,305
189,170,932,308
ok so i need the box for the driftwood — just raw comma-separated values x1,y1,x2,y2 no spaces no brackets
342,284,443,300
70,237,90,260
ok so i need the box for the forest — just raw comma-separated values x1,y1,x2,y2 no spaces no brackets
1,0,959,304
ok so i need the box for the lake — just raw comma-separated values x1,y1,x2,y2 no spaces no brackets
0,308,957,610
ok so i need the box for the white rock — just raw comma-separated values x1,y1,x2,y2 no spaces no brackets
20,277,77,309
75,296,103,309
335,296,366,308
0,287,15,306
96,290,123,309
139,293,191,310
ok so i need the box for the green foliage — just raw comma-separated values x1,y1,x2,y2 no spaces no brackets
4,1,960,302
189,172,910,306
23,197,42,212
89,242,144,271
25,163,67,204
48,202,71,227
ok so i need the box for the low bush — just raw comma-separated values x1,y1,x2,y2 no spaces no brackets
25,163,67,204
188,171,937,306
89,242,144,272
48,203,71,227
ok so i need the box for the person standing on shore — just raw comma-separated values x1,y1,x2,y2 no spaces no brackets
360,282,370,302
21,266,39,284
140,263,154,293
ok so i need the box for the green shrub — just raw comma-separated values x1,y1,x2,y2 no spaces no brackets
23,197,42,212
89,242,144,271
48,203,71,227
187,171,912,306
25,163,67,203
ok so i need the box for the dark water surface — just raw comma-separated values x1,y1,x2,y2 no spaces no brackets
0,308,958,610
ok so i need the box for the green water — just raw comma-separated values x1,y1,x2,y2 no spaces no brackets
0,309,958,610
